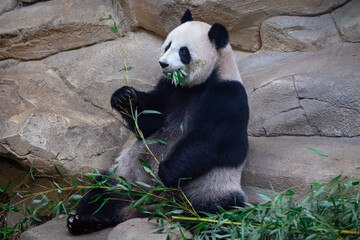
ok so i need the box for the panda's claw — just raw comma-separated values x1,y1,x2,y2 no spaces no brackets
67,214,106,235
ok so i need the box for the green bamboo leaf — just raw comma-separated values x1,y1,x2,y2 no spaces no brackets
30,162,35,181
53,181,62,193
136,181,151,188
134,194,150,207
72,178,78,187
314,185,326,197
69,195,83,200
4,179,12,192
179,122,184,134
306,147,328,157
92,198,110,215
285,189,294,196
330,173,342,183
180,69,187,76
40,192,49,202
257,193,272,202
32,200,41,205
156,209,164,216
165,209,184,215
54,164,63,178
156,139,167,145
141,110,162,115
119,66,133,72
152,228,165,234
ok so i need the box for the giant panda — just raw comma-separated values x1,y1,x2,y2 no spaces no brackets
67,9,249,234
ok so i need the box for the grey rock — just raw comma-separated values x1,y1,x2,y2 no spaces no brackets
243,136,360,192
108,218,192,240
21,0,48,3
0,31,163,175
238,42,360,137
19,217,192,240
120,0,347,52
44,31,162,112
0,59,127,175
20,217,112,240
0,0,17,15
332,0,360,42
0,0,120,60
261,14,341,51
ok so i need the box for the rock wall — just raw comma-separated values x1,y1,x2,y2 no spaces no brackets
1,0,360,214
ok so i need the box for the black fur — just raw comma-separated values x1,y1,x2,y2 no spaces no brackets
179,46,191,64
164,41,172,52
181,9,193,24
208,23,229,50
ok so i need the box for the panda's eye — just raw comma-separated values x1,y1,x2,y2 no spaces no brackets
164,41,172,52
179,47,191,64
179,47,189,56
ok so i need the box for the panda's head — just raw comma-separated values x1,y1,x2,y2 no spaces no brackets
159,10,240,87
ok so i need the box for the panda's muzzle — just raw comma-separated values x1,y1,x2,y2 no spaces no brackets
159,61,169,69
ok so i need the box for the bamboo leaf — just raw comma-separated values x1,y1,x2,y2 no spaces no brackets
141,110,162,115
156,139,167,145
136,181,151,188
54,164,63,178
306,147,328,157
92,198,110,215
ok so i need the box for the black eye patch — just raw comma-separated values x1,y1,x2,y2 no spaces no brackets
179,46,191,64
164,41,172,52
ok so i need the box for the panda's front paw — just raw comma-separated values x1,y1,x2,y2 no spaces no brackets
110,86,138,113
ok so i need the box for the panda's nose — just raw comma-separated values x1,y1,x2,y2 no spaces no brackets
159,61,169,69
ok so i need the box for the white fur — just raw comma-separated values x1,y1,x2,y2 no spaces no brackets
182,164,247,205
159,21,242,87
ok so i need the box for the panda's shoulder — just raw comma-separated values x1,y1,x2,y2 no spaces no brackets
206,79,247,101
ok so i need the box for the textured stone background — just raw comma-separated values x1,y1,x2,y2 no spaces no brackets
0,0,359,239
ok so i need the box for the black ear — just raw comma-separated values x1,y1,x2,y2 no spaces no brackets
181,9,193,24
208,23,229,50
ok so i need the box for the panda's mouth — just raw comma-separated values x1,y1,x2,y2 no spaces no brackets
165,69,187,87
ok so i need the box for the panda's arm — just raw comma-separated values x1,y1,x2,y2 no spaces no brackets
159,81,249,187
110,79,171,138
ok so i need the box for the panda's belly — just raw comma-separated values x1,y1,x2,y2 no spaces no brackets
147,110,186,161
112,109,188,183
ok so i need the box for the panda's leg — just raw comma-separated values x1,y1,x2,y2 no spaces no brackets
67,186,144,234
194,191,247,214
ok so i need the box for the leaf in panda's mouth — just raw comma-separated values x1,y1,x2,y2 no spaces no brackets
167,69,187,87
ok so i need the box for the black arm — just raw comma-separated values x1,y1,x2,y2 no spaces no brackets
110,79,171,138
158,81,249,187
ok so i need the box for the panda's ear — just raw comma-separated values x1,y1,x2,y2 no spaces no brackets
208,23,229,50
181,9,193,24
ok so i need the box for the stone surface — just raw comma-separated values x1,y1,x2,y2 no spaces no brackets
243,136,360,192
20,217,112,240
0,0,120,60
108,218,192,240
0,0,17,15
120,0,347,52
332,0,360,42
261,14,341,51
238,42,360,137
19,217,192,240
43,31,162,111
0,31,163,175
0,59,127,175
